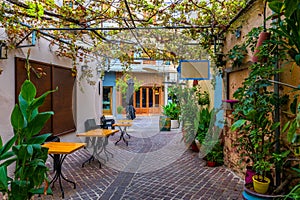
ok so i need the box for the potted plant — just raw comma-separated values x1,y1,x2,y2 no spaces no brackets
0,79,55,199
230,58,280,193
205,141,224,167
229,25,284,194
116,105,124,119
176,85,200,149
162,102,180,129
195,107,212,150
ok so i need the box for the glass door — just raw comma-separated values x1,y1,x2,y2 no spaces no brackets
103,87,112,115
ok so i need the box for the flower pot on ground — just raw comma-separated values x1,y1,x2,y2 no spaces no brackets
159,115,171,131
204,141,224,167
116,105,124,119
190,140,199,152
194,139,201,150
162,102,180,129
243,185,284,200
171,119,179,129
252,175,271,194
207,161,216,167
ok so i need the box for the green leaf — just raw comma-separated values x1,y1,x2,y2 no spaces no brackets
0,151,15,161
29,186,53,195
231,119,247,131
0,136,16,157
18,95,29,120
268,1,284,14
290,98,298,114
0,157,17,168
0,166,8,192
20,80,36,102
292,167,300,173
282,121,290,133
287,121,297,142
28,88,57,116
26,133,51,144
27,145,33,156
10,105,25,131
295,54,300,66
26,112,53,137
284,0,299,18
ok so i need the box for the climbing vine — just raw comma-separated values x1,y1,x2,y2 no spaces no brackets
0,0,249,75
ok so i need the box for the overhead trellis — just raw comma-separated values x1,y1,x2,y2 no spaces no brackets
0,0,250,71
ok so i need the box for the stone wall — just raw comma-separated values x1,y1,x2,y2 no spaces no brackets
222,0,300,179
222,0,273,178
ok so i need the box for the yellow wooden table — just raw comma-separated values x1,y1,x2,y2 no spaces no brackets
77,129,119,167
112,122,133,146
42,142,86,199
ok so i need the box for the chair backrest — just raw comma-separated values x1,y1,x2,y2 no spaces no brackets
100,115,115,129
85,119,97,131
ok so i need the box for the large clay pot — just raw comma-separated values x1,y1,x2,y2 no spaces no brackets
252,175,270,194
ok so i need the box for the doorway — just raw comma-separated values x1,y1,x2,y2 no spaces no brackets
103,86,112,115
134,86,163,114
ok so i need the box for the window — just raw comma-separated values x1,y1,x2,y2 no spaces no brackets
15,57,76,136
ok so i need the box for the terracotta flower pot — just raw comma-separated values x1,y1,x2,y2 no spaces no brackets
207,161,216,167
190,141,199,152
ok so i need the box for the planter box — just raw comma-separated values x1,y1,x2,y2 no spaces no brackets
159,116,171,131
171,120,179,129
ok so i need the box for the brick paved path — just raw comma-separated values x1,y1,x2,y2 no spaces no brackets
41,116,244,200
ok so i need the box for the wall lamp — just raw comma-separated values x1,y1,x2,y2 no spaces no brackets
235,27,242,39
0,41,8,59
81,64,88,72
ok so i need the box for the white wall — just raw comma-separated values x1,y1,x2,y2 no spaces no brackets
0,37,101,143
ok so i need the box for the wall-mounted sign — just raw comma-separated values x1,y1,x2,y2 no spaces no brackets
178,60,210,80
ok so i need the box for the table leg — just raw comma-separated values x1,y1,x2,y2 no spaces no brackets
50,154,76,199
115,127,128,146
97,137,113,161
124,127,131,138
82,137,103,168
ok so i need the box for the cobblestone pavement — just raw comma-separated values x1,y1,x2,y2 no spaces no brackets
40,116,244,200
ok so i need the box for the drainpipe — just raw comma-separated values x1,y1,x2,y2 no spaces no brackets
272,1,281,186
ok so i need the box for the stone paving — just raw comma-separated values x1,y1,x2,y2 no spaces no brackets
41,116,244,200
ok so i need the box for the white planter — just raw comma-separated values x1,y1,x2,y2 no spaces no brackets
171,120,179,129
116,114,123,120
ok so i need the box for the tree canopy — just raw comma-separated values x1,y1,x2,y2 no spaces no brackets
0,0,249,71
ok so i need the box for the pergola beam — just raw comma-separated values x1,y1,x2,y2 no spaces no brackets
38,25,213,31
